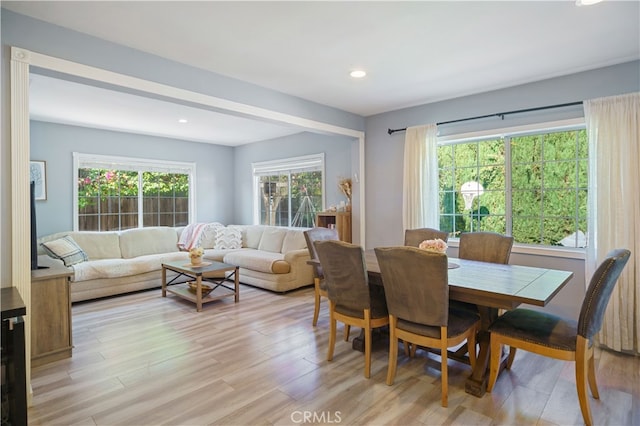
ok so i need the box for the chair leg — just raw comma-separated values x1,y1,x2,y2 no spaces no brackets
402,340,410,356
487,335,502,392
364,310,371,379
344,325,351,341
410,342,417,358
327,301,337,362
467,328,477,370
312,278,321,326
440,326,448,407
506,347,517,369
576,336,594,426
587,350,600,399
386,316,398,386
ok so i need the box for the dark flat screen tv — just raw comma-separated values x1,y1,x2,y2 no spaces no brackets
31,181,39,270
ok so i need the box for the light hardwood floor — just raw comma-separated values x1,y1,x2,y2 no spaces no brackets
28,284,639,425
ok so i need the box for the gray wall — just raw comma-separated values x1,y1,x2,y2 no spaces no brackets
233,132,355,225
30,124,356,234
364,60,640,319
364,61,640,250
1,9,364,285
30,121,236,236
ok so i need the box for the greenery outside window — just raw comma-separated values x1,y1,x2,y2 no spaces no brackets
74,153,194,231
438,121,588,247
252,154,324,227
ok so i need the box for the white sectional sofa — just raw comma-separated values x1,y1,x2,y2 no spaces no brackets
37,224,314,302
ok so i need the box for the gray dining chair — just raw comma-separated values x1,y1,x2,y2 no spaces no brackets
454,231,514,312
375,246,480,407
487,248,630,426
303,227,340,326
315,240,389,379
458,231,514,264
404,228,449,247
456,231,515,358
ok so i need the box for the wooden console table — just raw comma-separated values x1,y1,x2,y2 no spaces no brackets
316,211,352,242
31,262,73,366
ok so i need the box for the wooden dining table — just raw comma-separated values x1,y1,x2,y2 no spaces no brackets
310,250,574,397
360,250,574,397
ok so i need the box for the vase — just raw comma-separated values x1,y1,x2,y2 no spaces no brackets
191,256,203,265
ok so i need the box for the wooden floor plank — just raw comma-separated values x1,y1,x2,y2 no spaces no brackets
28,285,638,425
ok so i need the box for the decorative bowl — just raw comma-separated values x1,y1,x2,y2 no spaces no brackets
187,281,214,296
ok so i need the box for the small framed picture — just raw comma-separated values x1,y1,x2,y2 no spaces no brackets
30,160,47,200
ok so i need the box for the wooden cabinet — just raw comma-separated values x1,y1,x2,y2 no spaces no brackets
1,287,27,425
31,263,73,367
316,211,352,242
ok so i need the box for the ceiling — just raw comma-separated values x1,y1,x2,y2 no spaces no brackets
5,1,640,145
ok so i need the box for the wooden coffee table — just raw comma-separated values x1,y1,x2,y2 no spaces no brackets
161,260,239,312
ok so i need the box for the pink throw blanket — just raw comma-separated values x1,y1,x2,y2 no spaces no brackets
178,223,207,251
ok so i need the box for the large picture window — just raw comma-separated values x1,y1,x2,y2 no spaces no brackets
252,154,324,227
438,121,588,247
74,153,194,231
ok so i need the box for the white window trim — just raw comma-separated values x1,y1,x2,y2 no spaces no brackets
437,118,585,145
73,152,196,230
252,153,325,226
437,118,587,258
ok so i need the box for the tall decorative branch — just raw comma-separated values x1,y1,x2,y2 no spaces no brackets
338,178,352,203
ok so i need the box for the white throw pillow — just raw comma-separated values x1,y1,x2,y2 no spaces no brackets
214,227,242,249
200,222,224,248
41,235,88,266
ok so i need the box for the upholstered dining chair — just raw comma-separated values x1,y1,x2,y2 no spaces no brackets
457,231,514,309
404,227,449,247
303,227,340,326
315,240,389,379
487,248,630,426
457,231,515,358
375,246,480,407
458,231,514,264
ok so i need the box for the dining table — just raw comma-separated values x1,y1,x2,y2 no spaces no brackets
309,250,574,397
363,250,573,397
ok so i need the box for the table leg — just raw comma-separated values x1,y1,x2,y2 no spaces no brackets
465,305,499,397
161,266,167,297
196,275,202,312
234,267,239,303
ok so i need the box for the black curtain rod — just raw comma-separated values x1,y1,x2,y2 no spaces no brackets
387,101,583,135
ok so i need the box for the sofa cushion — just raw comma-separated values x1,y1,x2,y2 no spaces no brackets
214,226,242,249
281,229,307,253
258,227,287,253
119,227,179,259
69,231,122,260
243,226,264,249
223,250,290,274
41,236,89,266
203,247,248,262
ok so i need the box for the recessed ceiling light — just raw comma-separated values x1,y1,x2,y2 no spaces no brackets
350,70,367,78
575,0,603,6
178,118,188,123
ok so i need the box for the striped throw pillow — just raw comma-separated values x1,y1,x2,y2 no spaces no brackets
41,235,88,266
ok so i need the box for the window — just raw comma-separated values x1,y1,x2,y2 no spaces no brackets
438,121,588,247
74,153,195,231
252,154,324,227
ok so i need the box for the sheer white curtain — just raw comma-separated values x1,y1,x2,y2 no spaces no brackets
584,92,640,354
403,124,439,231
